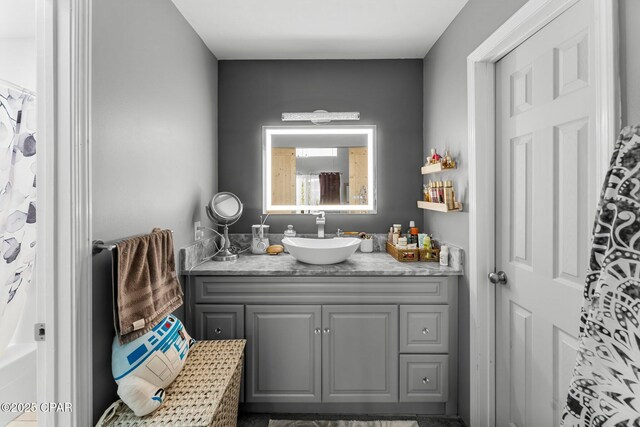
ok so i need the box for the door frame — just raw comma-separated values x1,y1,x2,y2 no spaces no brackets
466,1,620,426
36,0,93,425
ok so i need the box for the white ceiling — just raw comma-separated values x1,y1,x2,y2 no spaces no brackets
171,0,468,60
0,0,36,39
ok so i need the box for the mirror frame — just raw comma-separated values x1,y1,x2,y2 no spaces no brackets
262,125,377,214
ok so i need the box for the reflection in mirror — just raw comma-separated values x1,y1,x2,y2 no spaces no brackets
263,126,376,214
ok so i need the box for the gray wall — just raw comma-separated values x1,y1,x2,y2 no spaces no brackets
218,60,423,234
421,0,528,424
620,0,640,126
90,0,218,422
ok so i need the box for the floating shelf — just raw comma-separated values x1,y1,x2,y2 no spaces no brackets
417,200,463,212
421,163,456,175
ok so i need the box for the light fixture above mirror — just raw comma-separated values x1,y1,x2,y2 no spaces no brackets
263,125,376,214
281,110,360,125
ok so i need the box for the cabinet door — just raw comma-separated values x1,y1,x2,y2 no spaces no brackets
194,305,244,340
322,305,398,402
246,305,321,402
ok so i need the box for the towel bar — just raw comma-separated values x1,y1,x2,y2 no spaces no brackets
92,230,173,255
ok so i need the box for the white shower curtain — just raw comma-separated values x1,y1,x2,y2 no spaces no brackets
0,82,37,358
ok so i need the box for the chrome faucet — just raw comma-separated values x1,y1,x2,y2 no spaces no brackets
336,228,344,238
313,211,326,238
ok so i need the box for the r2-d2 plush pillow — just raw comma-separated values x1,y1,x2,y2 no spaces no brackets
112,314,195,416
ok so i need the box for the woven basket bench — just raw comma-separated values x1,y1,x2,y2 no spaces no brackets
97,339,245,427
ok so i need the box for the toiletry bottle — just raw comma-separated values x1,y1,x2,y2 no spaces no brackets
410,223,419,245
423,234,432,250
388,226,394,243
284,225,296,238
397,236,408,248
440,245,449,266
423,184,429,202
393,224,401,246
444,181,454,210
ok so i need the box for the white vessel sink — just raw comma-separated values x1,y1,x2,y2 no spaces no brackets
281,237,361,265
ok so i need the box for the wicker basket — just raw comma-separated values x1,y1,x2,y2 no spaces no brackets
386,241,419,262
97,340,245,427
419,247,441,262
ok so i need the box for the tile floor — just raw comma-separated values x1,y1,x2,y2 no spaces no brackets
237,413,466,427
6,412,37,426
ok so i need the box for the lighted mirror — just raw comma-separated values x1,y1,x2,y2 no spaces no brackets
263,126,377,214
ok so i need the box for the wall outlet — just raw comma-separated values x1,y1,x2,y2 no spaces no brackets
194,221,202,241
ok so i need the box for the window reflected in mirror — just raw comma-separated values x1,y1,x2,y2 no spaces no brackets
263,126,376,214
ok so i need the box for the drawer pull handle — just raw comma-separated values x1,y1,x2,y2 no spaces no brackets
422,328,430,335
314,328,321,335
323,328,331,334
422,377,430,384
214,328,222,334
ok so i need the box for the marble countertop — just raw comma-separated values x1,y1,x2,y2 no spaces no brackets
183,252,463,276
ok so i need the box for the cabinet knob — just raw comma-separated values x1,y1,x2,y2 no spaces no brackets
314,328,321,335
422,328,430,335
422,377,430,384
214,328,222,334
323,328,330,334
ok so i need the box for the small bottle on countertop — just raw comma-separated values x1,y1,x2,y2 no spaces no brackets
284,224,296,238
388,226,394,243
423,234,432,250
439,245,449,266
397,236,408,248
409,221,419,245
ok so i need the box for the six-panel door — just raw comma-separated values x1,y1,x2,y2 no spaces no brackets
322,305,398,402
245,305,322,402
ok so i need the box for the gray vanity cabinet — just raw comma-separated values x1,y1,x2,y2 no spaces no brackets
187,275,459,415
245,305,322,403
322,305,398,403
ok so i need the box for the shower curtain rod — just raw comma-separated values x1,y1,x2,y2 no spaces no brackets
0,79,36,97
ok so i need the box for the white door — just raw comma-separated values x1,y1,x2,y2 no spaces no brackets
495,1,597,426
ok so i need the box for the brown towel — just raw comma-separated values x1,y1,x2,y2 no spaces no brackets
115,228,183,344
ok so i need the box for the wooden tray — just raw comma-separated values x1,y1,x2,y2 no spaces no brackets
419,247,441,262
386,241,419,262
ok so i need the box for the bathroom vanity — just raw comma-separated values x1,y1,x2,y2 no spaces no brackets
182,251,462,416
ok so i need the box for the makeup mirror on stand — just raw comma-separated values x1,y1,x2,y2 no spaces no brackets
206,192,243,261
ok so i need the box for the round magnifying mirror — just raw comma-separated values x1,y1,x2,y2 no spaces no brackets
206,192,243,262
207,192,243,225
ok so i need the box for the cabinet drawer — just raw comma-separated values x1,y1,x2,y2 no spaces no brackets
399,354,448,402
194,305,244,340
400,305,449,353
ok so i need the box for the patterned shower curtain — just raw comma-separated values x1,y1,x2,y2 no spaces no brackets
0,82,37,358
562,125,640,426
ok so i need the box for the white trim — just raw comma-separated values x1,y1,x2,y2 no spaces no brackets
466,1,619,426
37,0,93,425
35,0,56,425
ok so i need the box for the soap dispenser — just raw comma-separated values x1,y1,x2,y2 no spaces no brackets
284,225,296,238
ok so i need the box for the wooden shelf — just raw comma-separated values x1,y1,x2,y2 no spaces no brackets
417,200,463,212
421,163,456,175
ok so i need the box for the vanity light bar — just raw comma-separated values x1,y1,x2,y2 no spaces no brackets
281,111,360,122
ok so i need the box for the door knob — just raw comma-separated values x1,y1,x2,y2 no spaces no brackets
488,271,508,285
